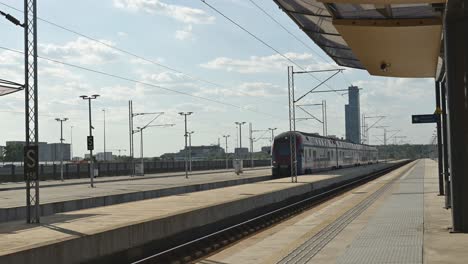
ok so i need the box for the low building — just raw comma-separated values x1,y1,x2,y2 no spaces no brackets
261,146,271,154
234,147,249,159
0,146,4,158
96,152,113,161
162,145,225,161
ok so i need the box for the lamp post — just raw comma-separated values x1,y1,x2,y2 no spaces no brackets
70,125,74,160
80,94,100,188
102,109,106,161
223,135,230,169
235,122,246,158
268,128,277,167
188,131,194,172
55,117,68,181
179,112,193,178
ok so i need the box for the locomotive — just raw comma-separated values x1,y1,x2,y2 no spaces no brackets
272,131,378,177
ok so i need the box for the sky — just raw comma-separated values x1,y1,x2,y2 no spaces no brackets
0,0,437,158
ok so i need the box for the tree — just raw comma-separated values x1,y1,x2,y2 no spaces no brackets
4,144,23,162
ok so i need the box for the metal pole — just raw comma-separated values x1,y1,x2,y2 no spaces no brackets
249,123,253,168
103,109,106,162
239,124,242,149
324,100,327,136
70,125,73,159
184,115,188,178
128,101,132,176
24,0,40,224
189,132,192,172
60,120,63,181
441,80,451,208
88,98,94,188
288,66,297,182
435,81,444,195
321,100,325,136
224,135,229,169
140,129,144,176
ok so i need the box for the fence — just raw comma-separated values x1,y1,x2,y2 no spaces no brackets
0,159,271,183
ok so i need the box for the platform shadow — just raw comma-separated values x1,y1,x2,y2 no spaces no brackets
0,213,102,235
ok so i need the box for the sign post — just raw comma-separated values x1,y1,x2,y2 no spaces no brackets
24,146,38,181
87,136,94,151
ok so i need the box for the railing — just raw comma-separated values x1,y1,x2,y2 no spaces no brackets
0,159,271,182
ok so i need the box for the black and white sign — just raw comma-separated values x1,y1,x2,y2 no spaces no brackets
87,136,94,151
24,145,38,181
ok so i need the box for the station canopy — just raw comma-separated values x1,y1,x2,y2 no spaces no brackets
273,0,445,78
0,79,23,96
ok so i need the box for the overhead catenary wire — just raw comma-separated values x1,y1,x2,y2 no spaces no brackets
0,46,284,121
200,0,346,99
0,1,288,105
246,0,331,64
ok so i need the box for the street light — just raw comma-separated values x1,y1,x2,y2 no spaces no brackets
268,128,277,167
102,109,106,162
223,135,230,169
55,117,68,181
179,112,193,178
235,121,246,158
80,94,100,188
188,131,194,172
70,125,74,160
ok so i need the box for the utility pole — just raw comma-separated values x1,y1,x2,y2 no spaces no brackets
80,94,100,188
188,131,194,172
129,103,163,176
179,112,193,178
288,66,344,182
235,122,246,159
249,123,253,168
268,128,277,167
223,135,230,169
128,100,134,176
102,109,106,161
70,125,74,160
55,118,68,181
135,124,173,176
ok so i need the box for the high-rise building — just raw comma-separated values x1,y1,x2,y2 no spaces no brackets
345,86,361,144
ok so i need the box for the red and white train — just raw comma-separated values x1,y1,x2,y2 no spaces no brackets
272,131,378,177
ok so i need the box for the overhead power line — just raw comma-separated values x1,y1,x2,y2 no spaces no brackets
246,0,330,63
0,46,284,120
199,0,345,98
0,1,291,106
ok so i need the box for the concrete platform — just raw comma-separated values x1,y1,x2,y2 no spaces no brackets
0,167,271,223
0,162,397,264
202,159,468,264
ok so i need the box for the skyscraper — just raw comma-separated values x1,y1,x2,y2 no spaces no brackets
345,86,361,143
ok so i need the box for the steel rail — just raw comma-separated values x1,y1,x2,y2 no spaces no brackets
131,161,412,264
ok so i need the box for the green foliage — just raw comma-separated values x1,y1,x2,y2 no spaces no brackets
4,144,23,162
376,144,438,160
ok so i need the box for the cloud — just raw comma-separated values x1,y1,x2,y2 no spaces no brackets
200,52,316,73
117,31,128,37
196,82,282,97
113,0,215,24
175,25,194,40
40,37,119,65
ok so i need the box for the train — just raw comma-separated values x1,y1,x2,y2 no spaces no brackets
272,131,378,177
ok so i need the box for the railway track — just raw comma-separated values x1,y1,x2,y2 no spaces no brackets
131,161,412,264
